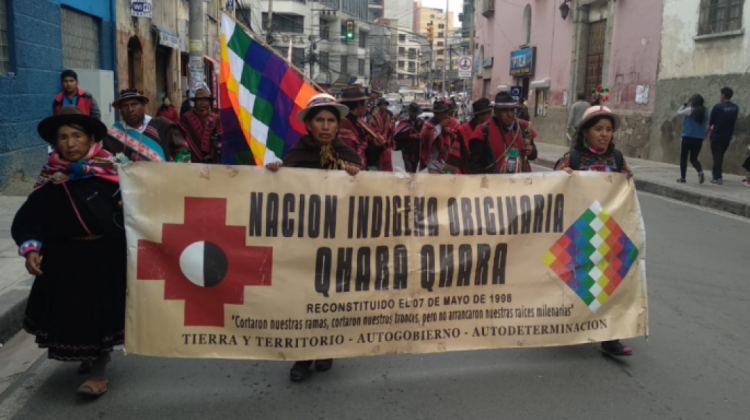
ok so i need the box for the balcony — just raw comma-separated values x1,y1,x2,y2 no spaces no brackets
482,0,494,17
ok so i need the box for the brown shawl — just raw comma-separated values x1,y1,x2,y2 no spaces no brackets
283,135,363,170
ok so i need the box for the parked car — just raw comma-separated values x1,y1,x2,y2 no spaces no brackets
418,111,434,121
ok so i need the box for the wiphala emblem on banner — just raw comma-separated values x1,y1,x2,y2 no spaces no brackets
543,201,638,313
137,197,273,327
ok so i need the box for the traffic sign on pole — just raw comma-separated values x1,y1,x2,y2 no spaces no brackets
458,56,472,79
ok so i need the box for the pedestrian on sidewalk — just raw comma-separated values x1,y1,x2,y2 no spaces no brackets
516,97,531,121
52,70,101,119
676,94,709,184
708,87,739,185
743,148,750,187
554,105,633,356
12,106,125,397
265,94,360,382
156,96,180,124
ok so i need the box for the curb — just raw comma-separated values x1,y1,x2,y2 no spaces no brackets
0,289,28,345
535,158,750,219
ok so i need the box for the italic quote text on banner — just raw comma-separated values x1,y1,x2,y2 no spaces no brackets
120,164,649,360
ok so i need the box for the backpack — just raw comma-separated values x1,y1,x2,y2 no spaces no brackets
558,149,624,172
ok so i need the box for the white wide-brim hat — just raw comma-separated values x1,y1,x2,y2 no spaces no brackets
296,93,350,122
578,105,622,130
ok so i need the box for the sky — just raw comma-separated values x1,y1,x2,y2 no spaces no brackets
419,0,464,26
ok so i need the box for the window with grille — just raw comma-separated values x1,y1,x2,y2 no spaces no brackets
359,31,365,48
358,59,365,75
320,18,330,39
399,34,406,42
319,51,329,69
698,0,744,35
408,48,416,59
341,55,348,74
437,41,444,47
262,13,304,33
0,0,9,74
398,60,405,68
438,32,444,37
438,23,444,29
399,47,406,55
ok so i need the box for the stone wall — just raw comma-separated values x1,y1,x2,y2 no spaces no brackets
531,106,652,161
649,74,750,175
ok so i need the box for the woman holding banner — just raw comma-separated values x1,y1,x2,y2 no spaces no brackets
266,93,361,381
554,105,633,356
12,106,126,396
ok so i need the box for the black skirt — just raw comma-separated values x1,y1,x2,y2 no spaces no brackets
23,237,126,362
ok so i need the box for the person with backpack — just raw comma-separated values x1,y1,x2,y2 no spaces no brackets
554,105,632,356
676,94,709,184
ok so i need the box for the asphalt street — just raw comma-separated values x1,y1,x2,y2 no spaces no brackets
1,191,749,420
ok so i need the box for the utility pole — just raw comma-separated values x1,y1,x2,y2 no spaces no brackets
267,0,273,32
188,0,205,99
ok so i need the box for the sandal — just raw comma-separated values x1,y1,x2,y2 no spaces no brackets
76,379,108,397
601,340,632,356
315,359,333,372
290,361,313,382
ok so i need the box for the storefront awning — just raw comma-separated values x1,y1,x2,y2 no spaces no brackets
153,26,179,49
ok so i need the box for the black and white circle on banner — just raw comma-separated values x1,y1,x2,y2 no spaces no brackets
179,241,229,288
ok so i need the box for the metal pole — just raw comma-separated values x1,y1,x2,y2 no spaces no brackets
267,0,274,32
442,0,448,96
429,44,434,96
188,0,205,100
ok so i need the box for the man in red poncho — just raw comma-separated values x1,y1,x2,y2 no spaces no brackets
442,98,493,174
419,100,462,173
466,92,538,174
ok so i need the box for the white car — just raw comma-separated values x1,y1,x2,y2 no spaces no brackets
418,112,434,121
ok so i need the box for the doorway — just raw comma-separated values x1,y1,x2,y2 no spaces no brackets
584,20,606,102
127,37,144,92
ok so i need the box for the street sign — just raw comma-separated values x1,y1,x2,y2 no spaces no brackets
458,56,472,78
130,0,152,18
510,86,522,100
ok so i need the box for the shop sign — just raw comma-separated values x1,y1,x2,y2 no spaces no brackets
510,47,536,76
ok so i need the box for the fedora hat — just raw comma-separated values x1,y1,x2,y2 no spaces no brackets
471,98,492,116
192,87,215,100
112,89,150,109
338,85,369,103
37,106,108,145
493,92,519,109
296,93,350,122
578,105,621,130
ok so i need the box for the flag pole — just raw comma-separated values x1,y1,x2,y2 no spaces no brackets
223,12,324,93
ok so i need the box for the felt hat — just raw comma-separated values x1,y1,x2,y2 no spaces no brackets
192,87,215,100
338,85,369,103
493,92,519,109
377,98,389,106
578,105,621,130
37,106,108,145
432,100,451,113
471,98,492,116
407,103,422,114
296,93,350,122
112,89,150,109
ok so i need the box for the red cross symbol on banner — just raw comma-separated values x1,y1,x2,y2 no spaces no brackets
137,197,273,327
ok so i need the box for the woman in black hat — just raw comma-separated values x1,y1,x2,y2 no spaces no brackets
12,106,126,397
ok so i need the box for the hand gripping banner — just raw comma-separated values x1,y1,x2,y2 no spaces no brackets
120,164,648,360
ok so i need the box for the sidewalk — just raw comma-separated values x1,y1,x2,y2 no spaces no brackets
534,142,750,218
0,196,32,344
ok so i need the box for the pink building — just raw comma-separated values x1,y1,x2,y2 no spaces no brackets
473,0,662,155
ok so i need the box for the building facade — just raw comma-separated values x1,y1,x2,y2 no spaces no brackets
0,0,116,191
473,0,661,154
650,0,750,174
257,0,373,93
414,1,453,91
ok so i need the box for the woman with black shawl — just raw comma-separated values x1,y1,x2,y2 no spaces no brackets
12,106,126,397
265,93,361,381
